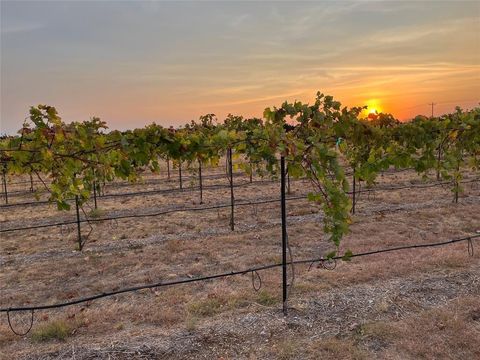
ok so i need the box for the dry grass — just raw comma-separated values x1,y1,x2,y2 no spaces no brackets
309,338,368,360
356,297,480,359
0,166,479,359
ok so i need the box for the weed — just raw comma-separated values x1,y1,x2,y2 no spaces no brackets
31,320,72,342
185,316,198,331
187,298,223,317
88,208,105,219
256,290,278,306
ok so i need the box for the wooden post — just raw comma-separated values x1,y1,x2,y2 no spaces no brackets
179,161,183,190
29,174,34,192
167,157,171,180
249,161,253,183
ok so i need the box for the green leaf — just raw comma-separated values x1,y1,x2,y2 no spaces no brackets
342,249,353,261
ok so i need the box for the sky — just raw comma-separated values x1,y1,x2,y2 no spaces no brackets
1,0,479,134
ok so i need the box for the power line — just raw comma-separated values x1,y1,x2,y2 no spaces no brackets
397,99,478,114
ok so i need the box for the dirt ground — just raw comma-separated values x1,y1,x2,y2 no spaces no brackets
0,162,479,360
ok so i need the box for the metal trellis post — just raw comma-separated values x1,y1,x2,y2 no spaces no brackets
228,148,235,231
352,167,356,214
93,181,98,209
199,160,203,204
280,156,288,315
2,170,7,205
75,195,83,251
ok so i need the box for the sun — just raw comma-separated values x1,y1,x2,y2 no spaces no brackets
363,99,382,117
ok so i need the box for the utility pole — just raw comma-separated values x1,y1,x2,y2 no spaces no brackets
429,102,436,118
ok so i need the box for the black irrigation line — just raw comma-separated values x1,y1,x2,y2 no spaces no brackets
96,178,277,200
353,177,479,195
0,167,436,198
0,195,309,233
0,166,433,190
104,170,248,188
2,169,476,211
0,163,416,202
0,176,287,209
4,170,177,187
1,177,479,234
4,165,183,187
1,234,477,313
296,234,478,264
5,170,250,198
4,179,41,187
0,199,51,208
1,189,33,197
3,171,235,198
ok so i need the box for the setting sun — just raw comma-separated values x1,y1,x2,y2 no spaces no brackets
363,99,383,117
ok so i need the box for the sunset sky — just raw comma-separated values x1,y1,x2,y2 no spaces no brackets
1,0,479,134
